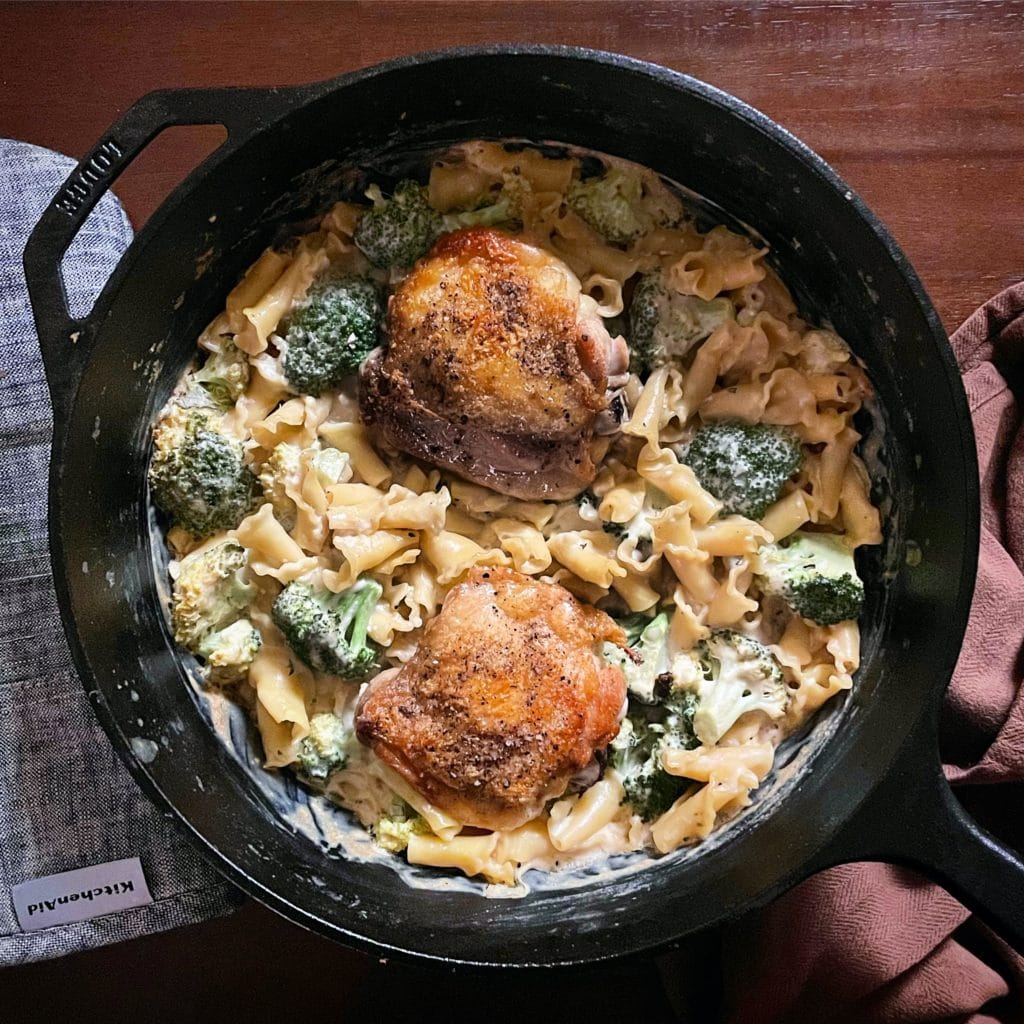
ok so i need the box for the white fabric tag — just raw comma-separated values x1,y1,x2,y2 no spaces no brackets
12,857,154,931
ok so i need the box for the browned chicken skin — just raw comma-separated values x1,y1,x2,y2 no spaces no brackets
355,567,628,831
359,227,628,500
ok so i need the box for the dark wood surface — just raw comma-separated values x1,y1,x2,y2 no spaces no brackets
2,2,1023,1019
4,0,1023,333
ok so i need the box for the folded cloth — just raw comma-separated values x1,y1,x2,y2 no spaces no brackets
0,139,239,965
720,283,1024,1023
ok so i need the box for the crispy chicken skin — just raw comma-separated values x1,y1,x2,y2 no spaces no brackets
355,567,628,831
359,227,628,500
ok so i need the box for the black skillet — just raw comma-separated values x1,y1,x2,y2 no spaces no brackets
23,47,1024,965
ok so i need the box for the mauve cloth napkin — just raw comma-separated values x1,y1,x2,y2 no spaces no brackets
720,282,1024,1024
0,139,239,965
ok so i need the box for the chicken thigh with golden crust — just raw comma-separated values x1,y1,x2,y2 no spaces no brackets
359,227,628,501
355,567,628,831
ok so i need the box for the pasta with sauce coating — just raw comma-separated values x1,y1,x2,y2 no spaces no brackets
152,138,882,892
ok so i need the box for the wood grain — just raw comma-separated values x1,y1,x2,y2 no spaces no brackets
2,1,1023,331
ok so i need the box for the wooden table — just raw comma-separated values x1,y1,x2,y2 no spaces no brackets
4,0,1023,335
2,2,1022,1019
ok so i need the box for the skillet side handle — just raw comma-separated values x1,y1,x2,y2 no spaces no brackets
22,85,296,424
809,733,1024,954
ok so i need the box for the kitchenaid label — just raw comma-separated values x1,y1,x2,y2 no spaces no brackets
12,857,153,931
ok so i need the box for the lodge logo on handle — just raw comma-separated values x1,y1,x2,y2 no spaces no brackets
11,856,153,930
54,139,125,217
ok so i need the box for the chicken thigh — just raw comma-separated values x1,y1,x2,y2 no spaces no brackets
355,567,627,831
359,227,628,500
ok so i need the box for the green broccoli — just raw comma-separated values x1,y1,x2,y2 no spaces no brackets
295,712,353,783
680,420,803,520
353,180,443,268
190,339,250,409
171,540,256,649
604,611,671,705
607,612,709,821
629,272,735,375
609,690,700,821
567,167,647,244
441,194,518,232
673,629,788,746
311,447,349,488
171,540,259,685
756,531,865,626
149,403,260,539
258,442,303,530
374,802,431,853
282,274,381,396
197,618,262,686
272,577,383,679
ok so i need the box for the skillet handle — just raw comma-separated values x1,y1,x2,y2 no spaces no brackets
808,719,1024,954
22,85,296,423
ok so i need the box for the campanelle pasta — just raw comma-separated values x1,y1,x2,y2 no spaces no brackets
156,139,883,891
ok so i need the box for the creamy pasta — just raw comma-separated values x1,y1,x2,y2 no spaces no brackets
153,140,881,889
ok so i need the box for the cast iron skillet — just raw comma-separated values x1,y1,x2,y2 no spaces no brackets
23,47,1024,965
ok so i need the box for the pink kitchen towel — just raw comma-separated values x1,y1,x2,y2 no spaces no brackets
721,282,1024,1023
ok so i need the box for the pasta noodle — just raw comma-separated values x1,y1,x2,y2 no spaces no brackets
652,742,774,852
547,776,625,852
240,242,329,353
252,642,312,767
668,225,768,300
234,504,320,581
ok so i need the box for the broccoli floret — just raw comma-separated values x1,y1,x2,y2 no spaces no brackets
171,541,259,686
353,180,443,268
567,167,647,244
190,339,250,409
798,329,851,375
441,194,517,232
171,540,255,649
272,578,383,679
662,686,700,744
311,447,349,488
629,272,735,375
149,403,260,539
680,420,803,520
673,629,788,746
609,718,683,821
757,531,865,626
609,690,700,822
295,712,352,783
605,611,671,705
258,442,303,530
496,172,533,222
282,274,381,396
197,618,261,685
607,617,706,821
374,803,431,853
